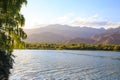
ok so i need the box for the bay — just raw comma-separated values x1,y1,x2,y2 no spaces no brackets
10,50,120,80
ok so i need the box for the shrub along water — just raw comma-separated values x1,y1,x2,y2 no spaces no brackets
0,50,13,80
25,43,120,51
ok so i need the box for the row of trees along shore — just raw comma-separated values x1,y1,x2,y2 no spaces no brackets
0,0,27,80
25,43,120,51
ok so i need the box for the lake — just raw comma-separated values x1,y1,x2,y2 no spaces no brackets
10,50,120,80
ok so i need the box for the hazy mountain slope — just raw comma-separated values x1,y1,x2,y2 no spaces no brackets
66,38,95,44
92,31,120,44
106,26,120,33
24,24,106,42
25,32,67,43
24,24,120,44
66,31,120,44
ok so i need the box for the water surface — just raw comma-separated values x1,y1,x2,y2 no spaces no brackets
10,50,120,80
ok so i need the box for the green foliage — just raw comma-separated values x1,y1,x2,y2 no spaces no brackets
25,43,120,51
0,0,27,54
0,0,27,79
113,45,120,51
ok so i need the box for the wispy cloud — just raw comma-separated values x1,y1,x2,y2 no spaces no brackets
24,14,120,29
65,14,120,29
105,22,120,29
52,13,74,24
69,14,106,27
49,14,120,29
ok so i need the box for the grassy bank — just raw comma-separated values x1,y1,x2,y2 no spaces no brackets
21,43,120,51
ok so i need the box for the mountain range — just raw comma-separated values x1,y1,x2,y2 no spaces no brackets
24,24,120,44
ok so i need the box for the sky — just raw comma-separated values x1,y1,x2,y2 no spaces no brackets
21,0,120,29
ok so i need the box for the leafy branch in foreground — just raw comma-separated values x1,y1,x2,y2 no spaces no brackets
0,0,27,79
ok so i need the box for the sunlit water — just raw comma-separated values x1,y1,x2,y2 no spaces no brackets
10,50,120,80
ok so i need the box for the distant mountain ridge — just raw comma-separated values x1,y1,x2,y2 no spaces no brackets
91,31,120,44
24,24,120,44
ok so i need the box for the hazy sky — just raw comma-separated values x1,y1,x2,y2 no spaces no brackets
21,0,120,29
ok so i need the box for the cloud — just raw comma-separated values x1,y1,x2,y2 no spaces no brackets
52,13,74,24
69,14,107,28
105,22,120,29
67,14,120,29
51,14,120,29
25,13,120,29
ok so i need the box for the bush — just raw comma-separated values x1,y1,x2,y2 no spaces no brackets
0,50,14,80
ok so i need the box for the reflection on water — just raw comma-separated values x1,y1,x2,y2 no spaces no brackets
10,50,120,80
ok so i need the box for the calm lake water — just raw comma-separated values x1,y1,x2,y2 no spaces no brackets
10,50,120,80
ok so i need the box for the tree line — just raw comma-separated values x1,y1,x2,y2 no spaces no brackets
25,43,120,51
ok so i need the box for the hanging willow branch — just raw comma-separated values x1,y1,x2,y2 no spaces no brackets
0,0,27,79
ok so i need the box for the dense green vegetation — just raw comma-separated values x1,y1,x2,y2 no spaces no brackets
0,0,27,79
25,43,120,51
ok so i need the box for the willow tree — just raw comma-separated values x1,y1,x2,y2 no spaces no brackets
0,0,27,79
